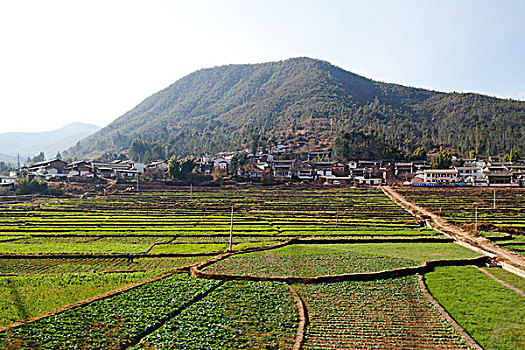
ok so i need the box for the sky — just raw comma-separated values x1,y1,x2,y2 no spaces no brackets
0,0,524,133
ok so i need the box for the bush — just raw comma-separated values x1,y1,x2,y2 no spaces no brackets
17,178,48,195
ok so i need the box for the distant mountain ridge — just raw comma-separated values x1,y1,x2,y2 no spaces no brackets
66,57,524,160
0,122,101,164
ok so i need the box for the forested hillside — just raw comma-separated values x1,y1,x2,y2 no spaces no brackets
65,57,524,161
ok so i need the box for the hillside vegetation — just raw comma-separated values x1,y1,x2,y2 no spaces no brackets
65,57,524,160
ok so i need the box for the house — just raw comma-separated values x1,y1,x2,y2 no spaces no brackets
147,160,169,172
0,182,14,193
486,171,519,186
395,162,414,179
307,150,331,161
0,176,16,184
115,169,138,179
312,161,333,177
93,162,132,179
196,156,214,174
331,162,349,177
379,165,394,184
28,159,66,175
356,177,382,186
455,166,484,182
423,169,458,184
296,162,314,180
65,160,94,177
321,175,352,184
272,160,297,180
271,145,290,154
213,158,230,172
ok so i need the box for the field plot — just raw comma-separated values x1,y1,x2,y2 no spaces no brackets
425,266,525,350
295,276,472,349
0,271,162,327
134,280,297,349
0,236,172,255
205,243,481,277
0,256,203,275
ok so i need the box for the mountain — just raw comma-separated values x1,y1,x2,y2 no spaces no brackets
66,57,525,161
0,122,101,164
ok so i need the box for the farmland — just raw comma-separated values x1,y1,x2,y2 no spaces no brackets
425,266,525,350
296,276,472,349
205,243,480,277
396,187,525,256
0,187,523,349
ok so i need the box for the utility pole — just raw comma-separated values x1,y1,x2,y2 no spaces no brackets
475,206,478,233
228,205,234,251
336,207,339,228
136,173,139,192
17,154,20,169
190,183,193,200
493,190,496,209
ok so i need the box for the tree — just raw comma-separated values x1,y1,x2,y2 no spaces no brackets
168,156,195,180
55,151,62,160
412,147,427,160
432,149,452,169
31,151,45,163
168,156,181,179
228,152,249,175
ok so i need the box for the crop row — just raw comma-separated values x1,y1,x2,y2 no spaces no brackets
295,276,471,349
0,257,204,275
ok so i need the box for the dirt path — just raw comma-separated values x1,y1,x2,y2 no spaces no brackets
475,266,525,296
382,186,525,271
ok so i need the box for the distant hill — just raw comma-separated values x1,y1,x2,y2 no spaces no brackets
0,122,101,164
66,57,525,161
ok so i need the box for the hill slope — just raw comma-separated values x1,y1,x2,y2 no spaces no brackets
0,123,101,164
66,57,525,160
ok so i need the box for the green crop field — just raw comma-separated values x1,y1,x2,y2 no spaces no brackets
0,187,522,349
425,266,525,350
0,271,162,327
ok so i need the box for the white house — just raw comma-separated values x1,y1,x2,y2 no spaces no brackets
454,166,484,182
423,169,458,184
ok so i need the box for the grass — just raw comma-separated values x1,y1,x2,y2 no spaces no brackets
149,241,279,254
0,270,162,327
425,266,525,350
481,267,525,292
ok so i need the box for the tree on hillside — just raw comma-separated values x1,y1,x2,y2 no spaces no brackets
431,150,452,169
411,147,427,161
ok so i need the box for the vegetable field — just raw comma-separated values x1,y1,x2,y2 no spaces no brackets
0,187,522,349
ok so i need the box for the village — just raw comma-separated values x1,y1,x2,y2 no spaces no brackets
1,145,524,194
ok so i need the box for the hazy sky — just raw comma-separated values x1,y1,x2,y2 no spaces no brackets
0,0,523,133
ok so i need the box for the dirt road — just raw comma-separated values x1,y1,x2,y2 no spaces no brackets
382,186,525,271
